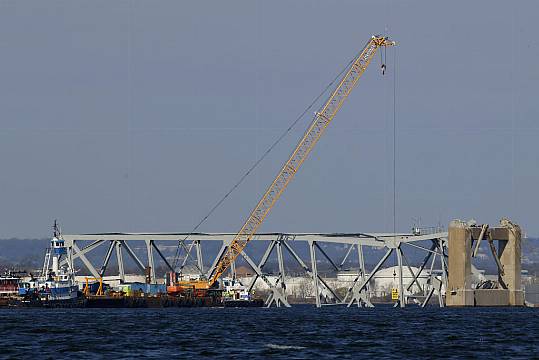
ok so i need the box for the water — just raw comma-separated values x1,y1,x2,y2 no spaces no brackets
1,305,537,359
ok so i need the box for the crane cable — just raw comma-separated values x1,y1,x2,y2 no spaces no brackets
172,40,372,271
392,46,398,280
383,23,397,272
393,46,397,240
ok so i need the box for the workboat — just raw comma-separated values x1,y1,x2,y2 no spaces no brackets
0,272,22,306
222,278,263,307
18,221,82,307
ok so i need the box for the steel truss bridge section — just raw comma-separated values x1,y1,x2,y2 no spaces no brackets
60,231,449,308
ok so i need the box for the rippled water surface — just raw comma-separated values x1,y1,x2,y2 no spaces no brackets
1,305,537,359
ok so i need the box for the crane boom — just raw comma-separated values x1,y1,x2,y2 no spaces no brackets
207,35,395,286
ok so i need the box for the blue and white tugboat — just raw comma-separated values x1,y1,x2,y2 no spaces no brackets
19,221,83,307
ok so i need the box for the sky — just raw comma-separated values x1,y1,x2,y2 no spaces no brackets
0,1,538,238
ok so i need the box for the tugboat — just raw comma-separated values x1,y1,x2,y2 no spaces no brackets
18,221,83,307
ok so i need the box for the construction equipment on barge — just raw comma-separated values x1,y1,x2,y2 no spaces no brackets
167,35,396,300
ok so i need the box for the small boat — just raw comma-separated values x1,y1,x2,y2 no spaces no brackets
0,272,22,306
221,278,264,307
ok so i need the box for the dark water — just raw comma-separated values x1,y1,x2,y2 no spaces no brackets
1,305,537,359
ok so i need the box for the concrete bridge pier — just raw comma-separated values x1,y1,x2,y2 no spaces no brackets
446,218,523,307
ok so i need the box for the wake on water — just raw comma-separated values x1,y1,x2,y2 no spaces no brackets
266,344,305,350
265,343,306,350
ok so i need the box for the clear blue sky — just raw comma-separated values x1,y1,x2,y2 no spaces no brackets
0,1,537,238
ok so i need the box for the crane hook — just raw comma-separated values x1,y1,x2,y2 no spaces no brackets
381,63,386,75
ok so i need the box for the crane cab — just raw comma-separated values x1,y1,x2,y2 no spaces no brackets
166,272,211,297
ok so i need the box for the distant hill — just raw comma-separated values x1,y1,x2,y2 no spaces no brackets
0,238,49,270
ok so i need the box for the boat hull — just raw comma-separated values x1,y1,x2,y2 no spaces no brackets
85,295,223,308
224,299,264,307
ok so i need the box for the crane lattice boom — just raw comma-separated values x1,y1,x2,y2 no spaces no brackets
208,35,395,286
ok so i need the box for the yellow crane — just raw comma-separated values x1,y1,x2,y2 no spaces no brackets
168,35,395,294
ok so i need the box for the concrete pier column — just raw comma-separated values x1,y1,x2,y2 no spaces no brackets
498,218,523,306
446,220,474,306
